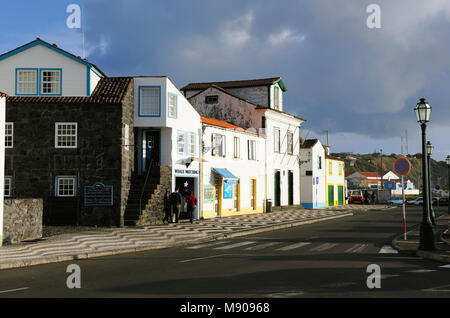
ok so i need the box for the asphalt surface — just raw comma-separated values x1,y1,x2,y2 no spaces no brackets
0,206,449,298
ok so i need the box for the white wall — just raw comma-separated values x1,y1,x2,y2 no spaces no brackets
0,97,5,245
0,44,91,96
300,141,326,208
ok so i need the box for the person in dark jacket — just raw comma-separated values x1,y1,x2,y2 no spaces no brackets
169,187,183,223
162,189,172,224
185,191,197,224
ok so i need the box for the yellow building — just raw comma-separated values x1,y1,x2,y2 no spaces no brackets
324,153,346,207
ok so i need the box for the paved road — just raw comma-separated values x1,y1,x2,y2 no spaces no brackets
0,206,449,298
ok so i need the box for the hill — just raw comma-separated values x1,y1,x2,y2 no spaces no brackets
330,152,449,190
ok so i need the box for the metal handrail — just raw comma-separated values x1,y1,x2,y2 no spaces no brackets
140,159,154,214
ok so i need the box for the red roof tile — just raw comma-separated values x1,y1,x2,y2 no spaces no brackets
201,116,264,137
0,92,7,97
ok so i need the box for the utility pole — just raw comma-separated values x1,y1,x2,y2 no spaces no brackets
380,149,383,189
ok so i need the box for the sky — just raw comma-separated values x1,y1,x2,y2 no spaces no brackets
1,0,450,161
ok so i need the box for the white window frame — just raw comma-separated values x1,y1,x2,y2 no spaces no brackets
168,93,177,118
274,86,280,110
40,69,61,95
188,133,196,155
287,131,293,155
274,127,280,153
139,86,161,117
55,122,78,148
248,140,256,160
4,176,12,197
212,133,226,157
5,122,13,148
16,69,37,95
55,176,77,197
178,131,196,156
177,132,186,154
233,136,240,159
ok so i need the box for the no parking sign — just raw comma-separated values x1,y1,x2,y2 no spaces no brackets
394,158,411,176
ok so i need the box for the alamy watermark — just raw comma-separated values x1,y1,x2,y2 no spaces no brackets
366,4,381,29
66,264,81,289
366,264,381,289
66,4,81,29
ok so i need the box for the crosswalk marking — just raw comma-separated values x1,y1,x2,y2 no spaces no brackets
309,243,338,252
406,269,437,273
438,264,450,269
244,242,282,251
345,244,368,253
186,241,229,249
214,241,256,250
275,242,311,251
378,245,398,254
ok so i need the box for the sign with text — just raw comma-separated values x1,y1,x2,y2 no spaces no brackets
84,183,113,206
204,185,214,203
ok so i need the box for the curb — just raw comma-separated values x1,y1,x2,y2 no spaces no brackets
0,212,353,271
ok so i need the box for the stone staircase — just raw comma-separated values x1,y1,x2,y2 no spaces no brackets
124,165,172,226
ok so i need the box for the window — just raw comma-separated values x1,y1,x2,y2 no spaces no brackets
339,163,343,176
168,93,177,118
212,133,225,157
4,177,12,197
177,132,186,154
140,86,160,116
233,137,240,159
274,86,280,110
188,133,196,155
274,127,280,153
55,176,76,197
205,95,218,104
55,123,77,148
40,69,61,95
178,131,196,155
5,122,13,148
318,156,322,170
17,69,37,95
329,161,333,175
248,140,256,160
287,131,293,155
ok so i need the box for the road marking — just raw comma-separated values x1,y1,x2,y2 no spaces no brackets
244,242,281,251
380,274,400,279
179,254,252,263
185,241,229,249
320,282,357,288
378,246,398,254
438,264,450,269
375,256,421,260
406,269,437,273
214,241,256,250
422,284,450,292
0,287,30,294
275,242,311,251
309,243,338,252
345,244,368,253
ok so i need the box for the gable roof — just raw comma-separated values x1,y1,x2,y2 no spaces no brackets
0,38,106,77
326,154,344,162
189,84,265,108
6,77,132,104
301,139,319,149
181,77,287,92
0,91,7,97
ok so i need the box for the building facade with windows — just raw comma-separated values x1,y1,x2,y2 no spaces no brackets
299,139,326,208
0,92,6,245
200,116,266,218
325,152,346,207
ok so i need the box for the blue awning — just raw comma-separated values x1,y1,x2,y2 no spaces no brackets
213,168,239,184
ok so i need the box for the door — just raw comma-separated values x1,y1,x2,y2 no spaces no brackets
274,171,281,206
214,176,222,217
250,179,256,210
143,130,160,172
338,185,344,205
288,171,294,205
328,185,334,206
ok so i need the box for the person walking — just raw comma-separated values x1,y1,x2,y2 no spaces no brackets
371,192,376,205
162,189,172,224
169,187,183,223
185,191,197,224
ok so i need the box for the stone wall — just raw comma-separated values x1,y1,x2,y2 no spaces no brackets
137,166,172,226
3,199,43,244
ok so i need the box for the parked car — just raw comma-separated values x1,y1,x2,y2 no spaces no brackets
386,197,403,205
348,190,364,204
438,197,449,206
406,197,422,205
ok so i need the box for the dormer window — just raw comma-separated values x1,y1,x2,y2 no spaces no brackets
41,69,61,95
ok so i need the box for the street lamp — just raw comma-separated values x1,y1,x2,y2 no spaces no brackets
426,141,435,225
446,155,450,215
414,98,435,250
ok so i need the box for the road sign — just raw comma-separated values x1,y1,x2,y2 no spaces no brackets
384,181,396,190
436,185,440,190
394,157,411,176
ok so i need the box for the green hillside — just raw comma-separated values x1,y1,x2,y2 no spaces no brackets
331,152,449,191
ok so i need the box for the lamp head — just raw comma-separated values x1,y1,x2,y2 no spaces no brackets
414,98,432,124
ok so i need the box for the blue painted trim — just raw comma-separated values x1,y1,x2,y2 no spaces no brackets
0,40,104,76
177,130,197,156
39,68,62,96
138,86,161,117
83,182,114,207
15,68,38,95
55,176,77,197
4,176,12,197
302,202,327,209
168,92,178,119
86,65,91,96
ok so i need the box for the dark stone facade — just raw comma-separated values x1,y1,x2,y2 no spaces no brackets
3,198,43,244
5,84,134,227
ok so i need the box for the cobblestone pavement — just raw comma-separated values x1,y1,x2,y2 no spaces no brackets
0,205,391,270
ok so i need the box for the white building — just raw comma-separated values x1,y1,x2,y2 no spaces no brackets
0,92,5,245
300,139,326,208
200,116,266,218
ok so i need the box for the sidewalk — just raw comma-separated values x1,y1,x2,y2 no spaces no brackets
0,207,361,270
392,214,450,262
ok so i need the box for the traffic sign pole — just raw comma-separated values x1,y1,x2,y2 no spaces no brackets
402,175,407,240
394,157,411,241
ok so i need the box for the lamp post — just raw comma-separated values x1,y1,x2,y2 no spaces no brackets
380,149,383,189
446,155,450,215
426,141,435,225
414,98,435,250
